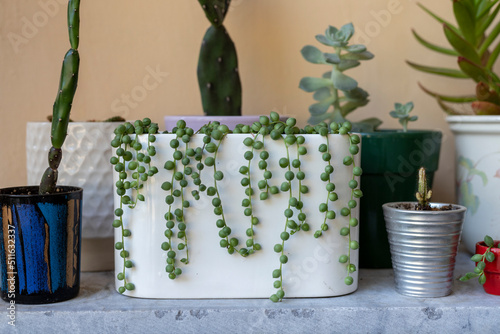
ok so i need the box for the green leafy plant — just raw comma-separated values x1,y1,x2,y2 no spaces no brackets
389,102,418,132
299,23,381,131
197,0,242,116
416,167,432,210
111,119,160,293
460,235,498,284
110,112,362,302
39,0,81,194
408,0,500,115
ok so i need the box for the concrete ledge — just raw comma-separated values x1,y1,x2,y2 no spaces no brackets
2,250,499,333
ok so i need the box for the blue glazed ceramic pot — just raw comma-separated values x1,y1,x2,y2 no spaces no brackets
0,186,82,304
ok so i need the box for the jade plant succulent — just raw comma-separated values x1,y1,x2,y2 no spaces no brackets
111,112,362,302
460,235,498,284
197,0,242,116
299,23,381,131
39,0,81,194
389,101,418,132
408,0,500,115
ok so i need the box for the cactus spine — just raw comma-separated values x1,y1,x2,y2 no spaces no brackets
197,0,242,116
39,0,81,194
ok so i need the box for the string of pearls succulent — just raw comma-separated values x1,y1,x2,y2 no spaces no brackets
110,119,159,293
110,112,362,301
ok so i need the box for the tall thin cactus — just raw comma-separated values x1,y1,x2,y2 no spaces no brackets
39,0,81,194
197,0,242,116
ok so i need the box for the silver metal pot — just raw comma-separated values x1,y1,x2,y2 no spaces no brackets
382,202,467,297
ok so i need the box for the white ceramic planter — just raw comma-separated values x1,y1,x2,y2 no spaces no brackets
114,133,360,299
26,122,116,271
447,116,500,253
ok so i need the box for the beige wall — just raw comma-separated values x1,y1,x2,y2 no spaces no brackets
0,0,476,202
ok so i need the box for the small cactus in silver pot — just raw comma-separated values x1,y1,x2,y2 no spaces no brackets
415,167,432,210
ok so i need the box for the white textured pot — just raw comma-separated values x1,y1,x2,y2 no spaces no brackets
447,116,500,253
114,133,360,299
26,122,116,271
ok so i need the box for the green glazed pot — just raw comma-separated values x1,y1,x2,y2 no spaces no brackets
359,130,442,268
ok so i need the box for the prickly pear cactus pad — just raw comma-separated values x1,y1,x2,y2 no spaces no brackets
198,0,231,26
197,0,242,116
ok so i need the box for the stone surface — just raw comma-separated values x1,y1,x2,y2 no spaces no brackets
2,250,499,333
